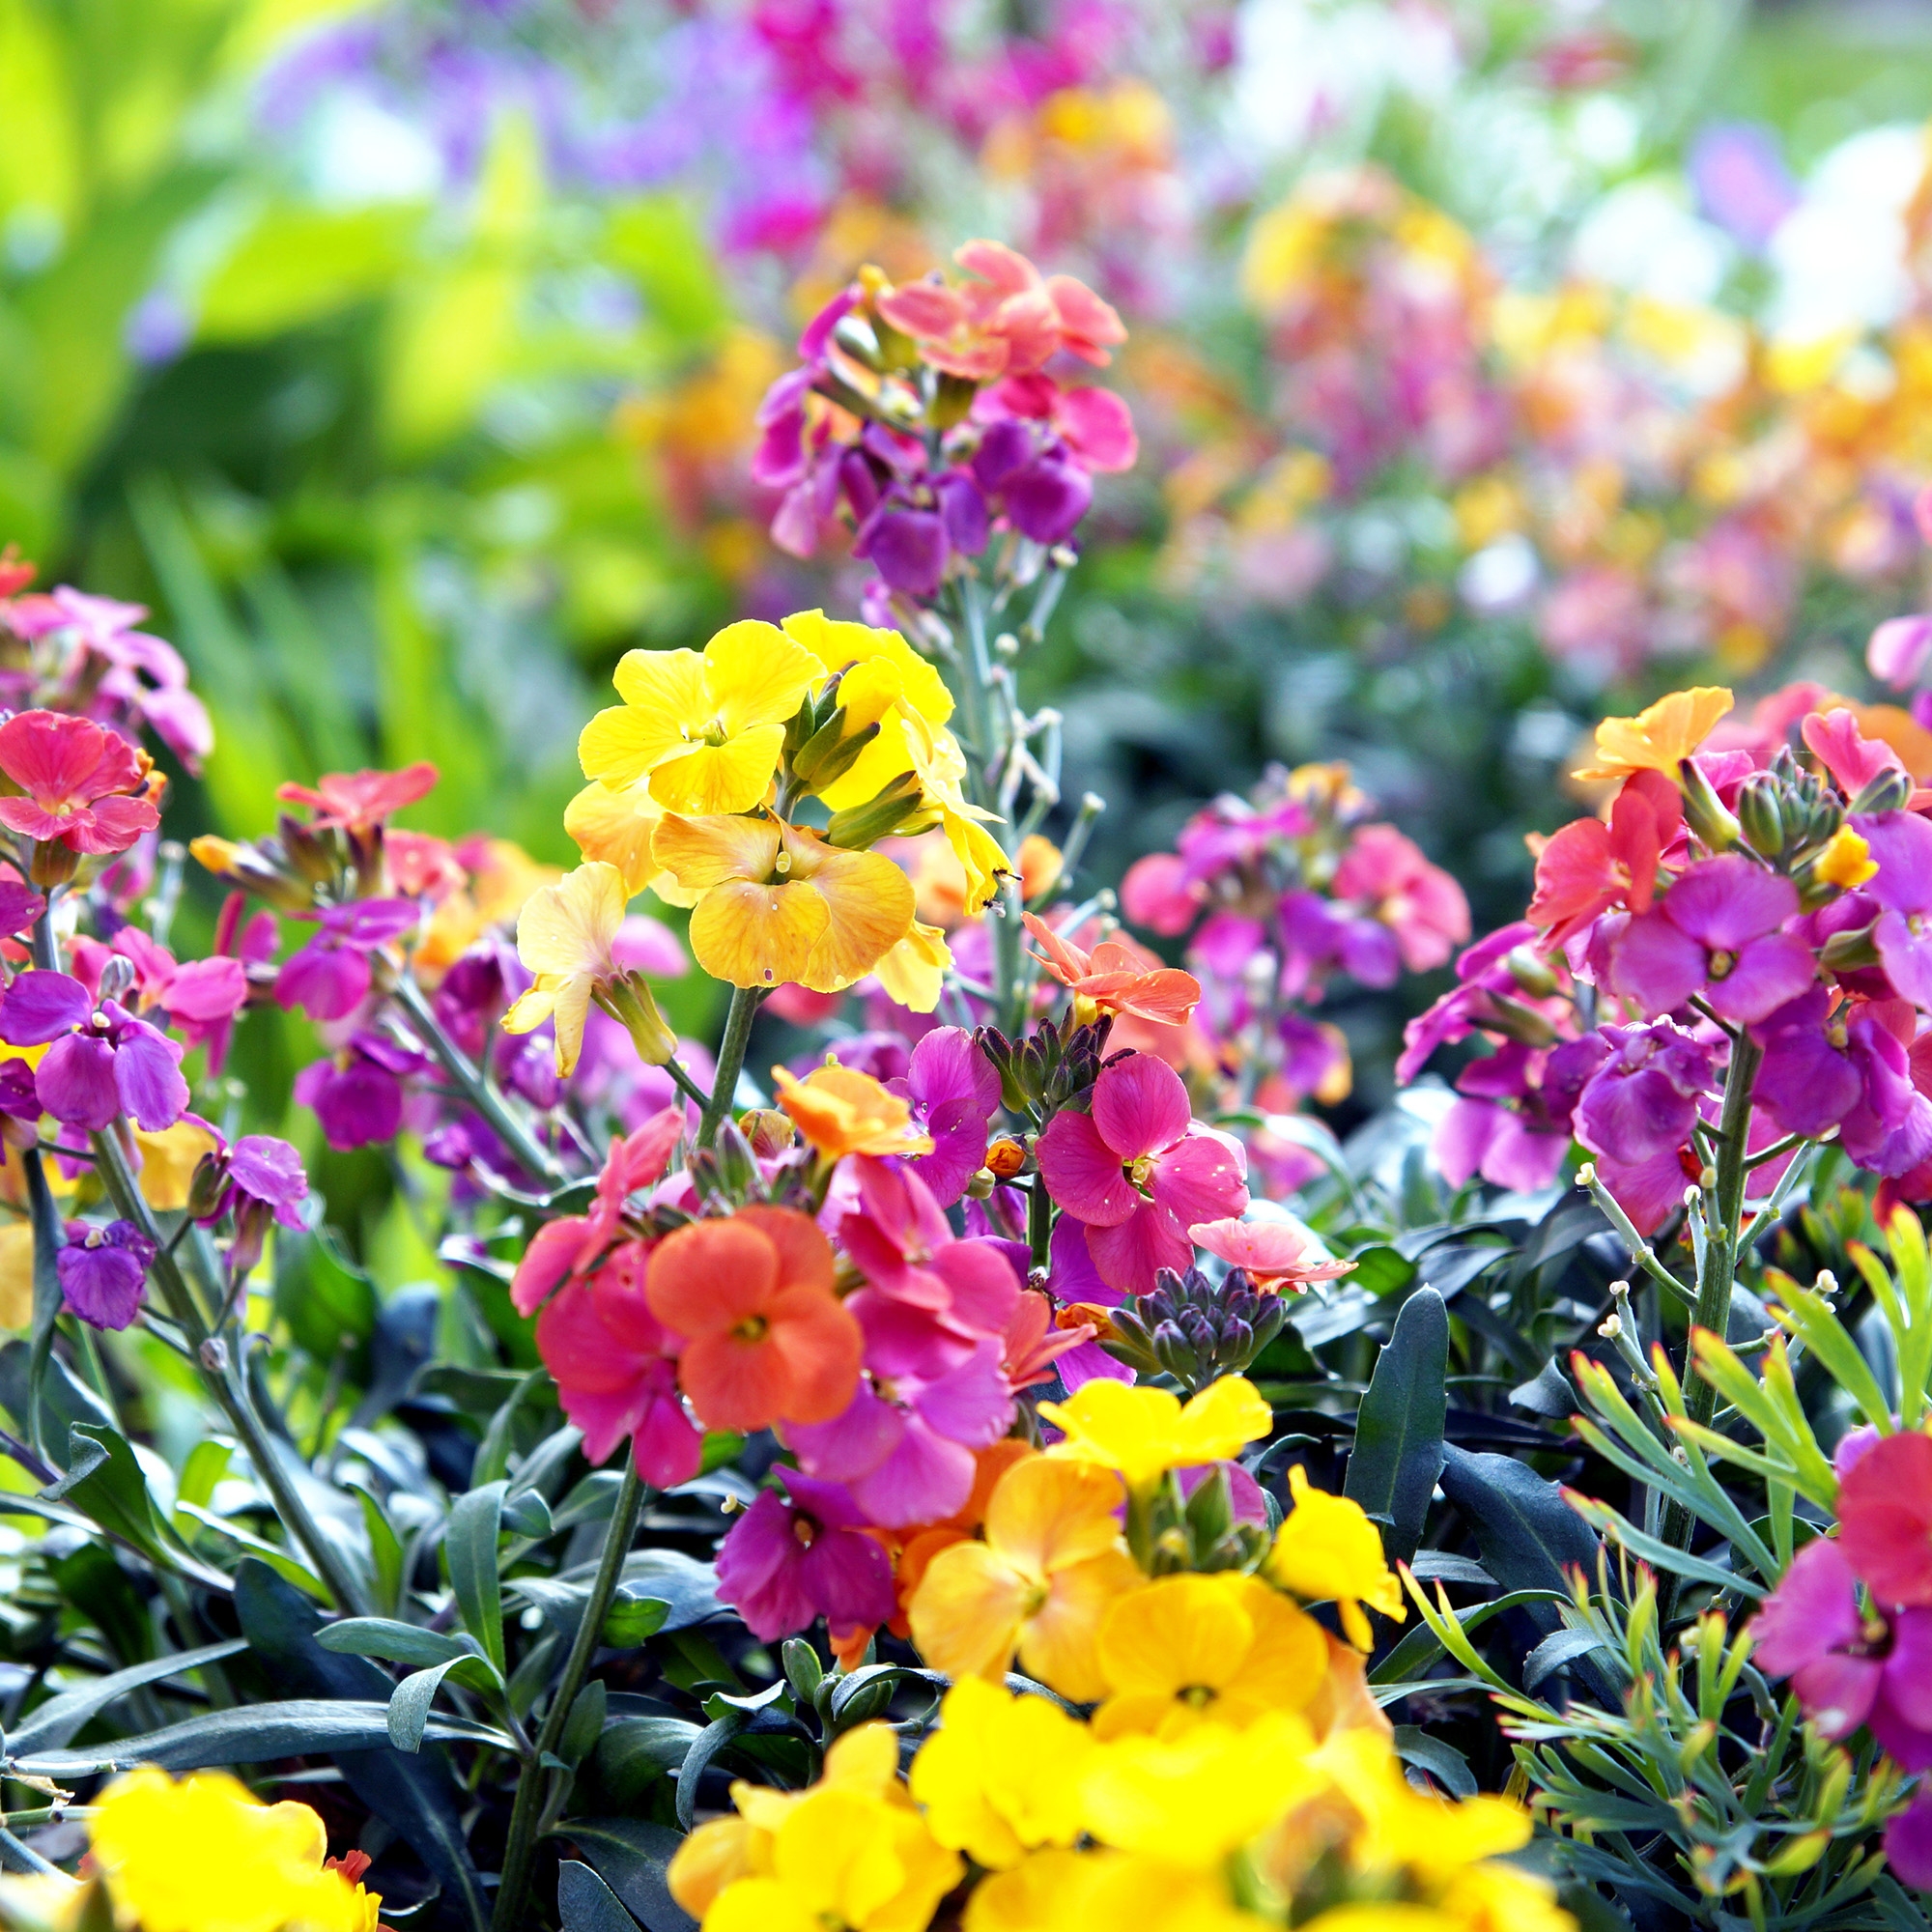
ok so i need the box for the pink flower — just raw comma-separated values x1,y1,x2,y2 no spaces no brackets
1331,825,1471,974
1870,614,1932,692
1036,1052,1248,1295
0,712,158,855
1838,1431,1932,1609
714,1469,895,1646
276,762,439,835
1188,1217,1353,1290
1120,852,1205,937
534,1237,701,1485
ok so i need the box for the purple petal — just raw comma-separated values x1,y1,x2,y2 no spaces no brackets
36,1035,120,1131
1702,931,1814,1026
113,1025,187,1131
910,1338,1014,1448
857,507,947,597
0,972,91,1046
1857,810,1932,918
1607,910,1707,1017
1664,858,1799,952
1004,454,1092,545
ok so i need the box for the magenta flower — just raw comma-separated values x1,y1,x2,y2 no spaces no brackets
1838,1431,1932,1610
1748,993,1932,1178
1750,988,1866,1138
1888,1788,1932,1889
1036,1053,1248,1296
1606,855,1813,1025
1573,1021,1717,1167
274,898,421,1022
293,1032,433,1150
1330,824,1471,976
1042,1215,1135,1394
203,1134,310,1279
1434,1041,1582,1194
714,1469,895,1646
1399,921,1547,1085
57,1219,156,1330
887,1026,1000,1206
1857,812,1932,1009
0,712,158,856
839,1156,1021,1345
0,973,186,1132
1870,613,1932,692
1753,1536,1932,1769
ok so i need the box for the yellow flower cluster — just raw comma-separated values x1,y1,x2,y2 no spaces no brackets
0,1768,380,1932
670,1696,1572,1932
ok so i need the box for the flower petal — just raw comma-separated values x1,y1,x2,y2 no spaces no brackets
689,878,829,988
651,812,781,891
647,724,788,817
1092,1055,1191,1162
702,619,820,732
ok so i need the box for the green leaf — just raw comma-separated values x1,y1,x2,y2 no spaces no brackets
318,1619,485,1672
349,1482,406,1618
1345,1287,1446,1563
675,1713,749,1832
472,1367,551,1488
1522,1628,1615,1691
557,1818,697,1932
602,1593,670,1648
197,203,421,341
558,1679,608,1770
445,1479,507,1674
595,1717,704,1806
43,1423,174,1565
557,1861,642,1932
389,1657,501,1754
8,1700,501,1778
1391,1725,1476,1798
8,1640,248,1755
176,1440,231,1515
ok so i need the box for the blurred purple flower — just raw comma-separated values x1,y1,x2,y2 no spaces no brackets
58,1219,156,1330
1689,123,1799,251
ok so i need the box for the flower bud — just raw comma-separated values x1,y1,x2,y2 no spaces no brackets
739,1110,795,1158
984,1136,1027,1179
1735,774,1784,860
1504,946,1559,1000
1821,923,1882,972
825,772,927,851
595,973,678,1066
1849,767,1914,817
791,713,881,792
1678,758,1741,853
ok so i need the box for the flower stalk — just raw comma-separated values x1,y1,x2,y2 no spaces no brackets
698,984,764,1148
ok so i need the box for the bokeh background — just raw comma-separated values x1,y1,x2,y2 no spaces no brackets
11,0,1932,1268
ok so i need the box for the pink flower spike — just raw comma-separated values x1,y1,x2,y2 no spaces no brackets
1870,615,1932,692
1189,1217,1355,1290
0,713,158,856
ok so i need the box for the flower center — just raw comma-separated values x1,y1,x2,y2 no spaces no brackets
1707,948,1735,979
1179,1685,1218,1709
791,1514,818,1550
732,1315,770,1344
1021,1579,1050,1617
1125,1153,1156,1192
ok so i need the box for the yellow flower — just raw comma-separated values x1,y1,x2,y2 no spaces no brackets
1266,1466,1406,1651
1308,1727,1531,1880
0,1871,87,1932
908,1454,1139,1701
1080,1712,1322,1867
652,812,915,992
563,780,696,904
1571,687,1733,783
701,1784,962,1932
781,609,958,809
908,1678,1096,1870
134,1120,222,1212
1038,1375,1273,1493
85,1767,379,1932
1815,826,1878,890
1093,1573,1327,1741
579,619,820,816
500,861,629,1076
669,1723,905,1921
965,1848,1266,1932
873,919,953,1013
0,1223,33,1330
772,1063,935,1160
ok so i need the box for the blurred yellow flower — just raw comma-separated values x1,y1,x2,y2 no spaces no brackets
873,919,952,1013
1038,1375,1272,1493
1093,1572,1327,1741
0,1222,31,1331
909,1454,1138,1701
652,812,914,992
579,620,819,815
772,1063,934,1160
1266,1467,1406,1651
1571,687,1733,783
964,1846,1264,1932
909,1678,1096,1870
134,1120,222,1212
1815,826,1878,890
85,1767,379,1932
500,861,628,1075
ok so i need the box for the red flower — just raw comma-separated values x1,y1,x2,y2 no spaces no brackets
1527,768,1681,946
1023,912,1202,1027
0,712,159,855
277,761,439,835
1837,1430,1932,1608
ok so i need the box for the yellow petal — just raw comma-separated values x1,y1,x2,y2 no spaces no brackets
515,863,627,978
874,920,952,1013
564,781,694,905
0,1223,33,1331
549,975,594,1077
782,609,954,725
1572,686,1734,782
945,810,1014,916
651,812,781,891
578,700,689,790
690,879,829,988
645,724,787,817
784,836,916,992
1019,1548,1141,1704
982,1456,1126,1577
908,1541,1031,1684
1095,1577,1254,1701
835,657,905,733
703,619,822,732
610,645,711,724
500,982,560,1037
133,1121,222,1212
813,711,921,811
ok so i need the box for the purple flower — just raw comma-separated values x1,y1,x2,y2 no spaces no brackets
274,898,421,1021
1005,450,1093,545
1574,1021,1717,1166
713,1468,895,1644
1434,1041,1578,1193
1753,1537,1932,1769
206,1135,310,1271
1688,123,1799,251
1838,1012,1932,1178
1607,856,1813,1025
854,504,948,597
1889,1787,1932,1889
0,974,187,1133
57,1219,156,1329
294,1032,432,1150
1857,812,1932,1009
889,1026,1000,1207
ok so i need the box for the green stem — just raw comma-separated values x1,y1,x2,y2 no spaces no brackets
1662,1035,1762,1556
490,1455,646,1932
391,976,564,1186
1027,1173,1052,1276
698,986,764,1148
89,1130,370,1616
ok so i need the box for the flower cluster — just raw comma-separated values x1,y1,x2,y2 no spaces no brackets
1121,760,1469,1194
1402,683,1932,1232
753,241,1136,612
1753,1427,1932,1887
669,1387,1560,1932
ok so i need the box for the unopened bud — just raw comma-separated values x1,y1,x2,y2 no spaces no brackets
1678,758,1741,853
595,973,678,1066
1735,775,1784,860
739,1109,795,1158
791,712,880,791
1821,923,1882,973
1504,946,1559,1000
825,772,926,850
984,1136,1027,1179
1598,1313,1622,1340
185,1151,231,1222
1849,766,1914,817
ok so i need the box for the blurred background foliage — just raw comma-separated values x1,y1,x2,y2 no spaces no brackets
10,0,1932,1268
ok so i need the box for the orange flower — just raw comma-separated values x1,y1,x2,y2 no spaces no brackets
1571,687,1733,783
772,1063,935,1160
1023,913,1201,1027
645,1207,862,1434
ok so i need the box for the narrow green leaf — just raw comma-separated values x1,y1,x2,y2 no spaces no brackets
389,1657,500,1754
557,1861,641,1932
318,1619,482,1671
675,1713,748,1832
8,1640,249,1755
1345,1287,1447,1563
445,1480,507,1674
558,1817,696,1932
1391,1725,1476,1797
